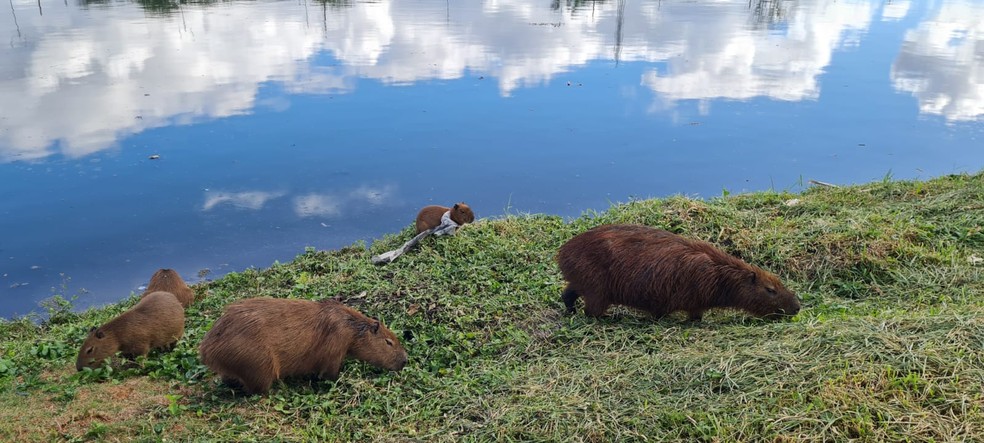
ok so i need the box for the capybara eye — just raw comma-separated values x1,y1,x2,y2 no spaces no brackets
766,287,777,294
385,339,394,347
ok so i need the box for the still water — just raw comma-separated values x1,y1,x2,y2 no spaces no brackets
1,0,982,318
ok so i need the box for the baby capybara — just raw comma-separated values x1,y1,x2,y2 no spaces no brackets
415,202,475,234
142,268,195,308
76,291,185,370
557,224,800,321
198,297,409,395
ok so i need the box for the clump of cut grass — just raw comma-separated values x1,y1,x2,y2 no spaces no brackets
0,172,981,441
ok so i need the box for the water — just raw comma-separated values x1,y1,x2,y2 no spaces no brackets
1,0,982,318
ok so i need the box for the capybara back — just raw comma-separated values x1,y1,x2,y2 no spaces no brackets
143,268,195,308
557,224,800,321
198,297,408,395
76,291,185,370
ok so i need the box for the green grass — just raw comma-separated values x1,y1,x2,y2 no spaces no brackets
1,172,982,442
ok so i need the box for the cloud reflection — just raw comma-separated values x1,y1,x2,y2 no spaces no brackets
640,0,877,107
293,194,342,217
1,0,981,162
202,191,286,211
891,1,984,122
293,185,395,218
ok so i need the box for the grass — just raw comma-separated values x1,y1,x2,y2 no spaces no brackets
1,172,981,442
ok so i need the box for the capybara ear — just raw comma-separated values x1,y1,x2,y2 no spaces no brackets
371,321,380,334
95,329,105,339
88,326,96,333
453,203,460,210
747,270,758,284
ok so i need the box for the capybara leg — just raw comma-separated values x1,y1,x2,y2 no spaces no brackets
582,296,611,318
220,376,242,389
561,286,580,313
687,310,704,322
320,360,343,381
241,374,273,395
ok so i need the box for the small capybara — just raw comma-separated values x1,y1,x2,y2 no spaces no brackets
142,268,194,308
557,224,800,321
415,202,475,234
76,291,185,370
198,297,409,395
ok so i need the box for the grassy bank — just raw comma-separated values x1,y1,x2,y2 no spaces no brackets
1,172,982,442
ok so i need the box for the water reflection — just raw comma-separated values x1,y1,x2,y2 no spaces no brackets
891,0,984,122
203,190,286,211
292,185,395,218
3,0,984,163
641,0,876,106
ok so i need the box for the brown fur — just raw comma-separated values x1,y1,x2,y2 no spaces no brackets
557,224,800,321
415,202,475,234
198,297,409,395
76,291,185,370
142,268,195,308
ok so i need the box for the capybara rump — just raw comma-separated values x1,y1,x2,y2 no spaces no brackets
198,297,408,395
142,268,195,308
557,224,800,321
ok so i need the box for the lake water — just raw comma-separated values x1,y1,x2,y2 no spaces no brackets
1,0,982,318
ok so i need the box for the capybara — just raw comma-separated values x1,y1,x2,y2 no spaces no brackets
142,268,194,308
76,291,185,370
415,202,475,234
198,297,409,395
557,224,800,321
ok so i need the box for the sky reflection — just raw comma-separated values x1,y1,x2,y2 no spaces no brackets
2,0,982,164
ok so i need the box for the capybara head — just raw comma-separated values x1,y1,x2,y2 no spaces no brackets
76,327,119,371
348,317,408,372
450,202,475,225
735,268,800,318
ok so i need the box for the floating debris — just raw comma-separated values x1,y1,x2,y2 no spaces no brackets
30,265,41,270
149,154,160,160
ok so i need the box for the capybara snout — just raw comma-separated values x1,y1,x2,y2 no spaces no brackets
350,319,409,372
739,270,800,319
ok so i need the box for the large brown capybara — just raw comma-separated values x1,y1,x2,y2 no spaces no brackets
76,291,185,370
557,224,800,321
142,268,195,308
415,202,475,234
198,297,409,395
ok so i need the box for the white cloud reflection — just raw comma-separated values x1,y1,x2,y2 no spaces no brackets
202,184,394,217
891,1,984,122
293,194,342,217
293,185,395,218
640,0,876,107
1,0,981,161
202,190,286,211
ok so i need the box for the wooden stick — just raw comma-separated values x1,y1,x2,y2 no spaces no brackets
808,179,839,188
371,228,437,265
